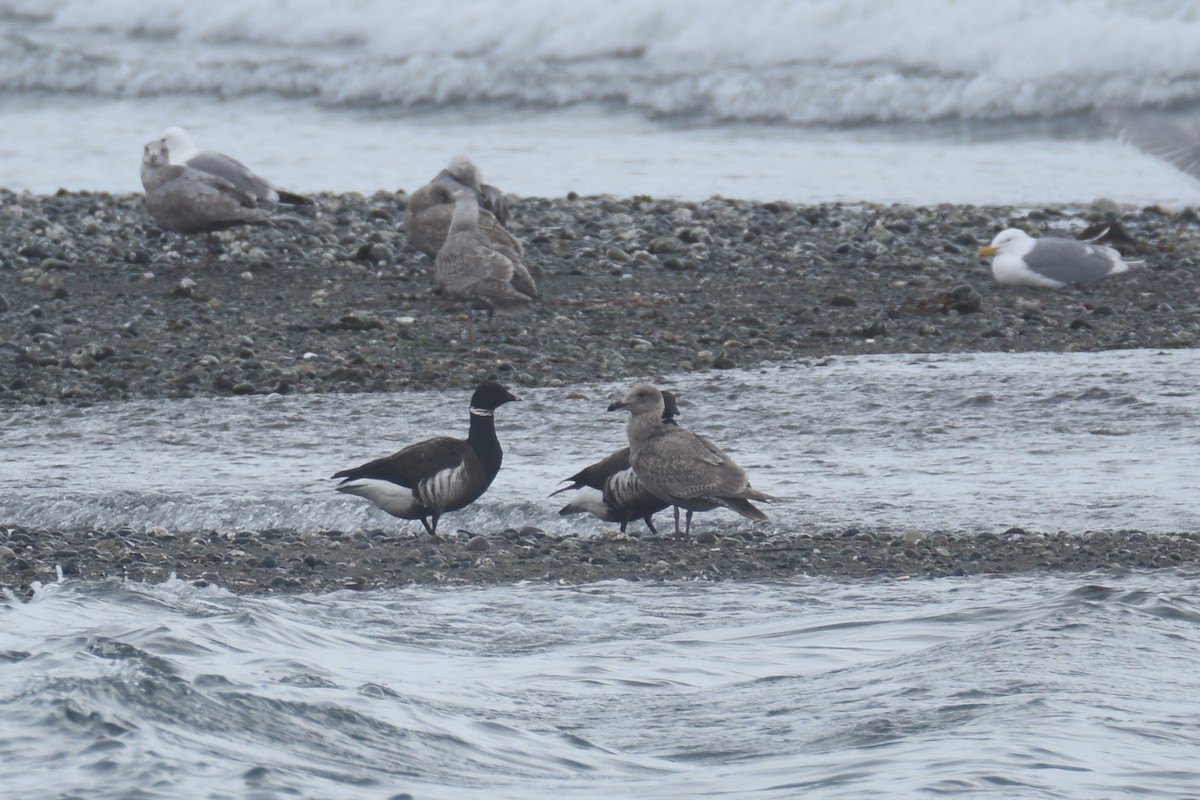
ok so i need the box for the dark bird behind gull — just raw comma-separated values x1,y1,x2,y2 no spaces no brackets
553,390,681,535
405,155,518,258
435,189,537,341
331,381,519,536
140,138,272,267
978,228,1138,289
158,127,313,206
608,384,775,540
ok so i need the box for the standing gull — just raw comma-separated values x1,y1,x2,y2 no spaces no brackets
331,381,519,536
435,189,537,342
158,127,313,205
978,229,1138,289
552,391,681,535
405,155,519,258
140,139,271,267
608,384,775,540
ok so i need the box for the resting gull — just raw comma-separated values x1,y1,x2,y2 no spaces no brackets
552,390,681,535
332,381,519,536
978,228,1138,289
140,138,271,267
158,127,313,206
435,189,537,342
607,384,775,540
405,155,518,258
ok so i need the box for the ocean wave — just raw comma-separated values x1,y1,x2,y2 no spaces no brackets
3,0,1200,123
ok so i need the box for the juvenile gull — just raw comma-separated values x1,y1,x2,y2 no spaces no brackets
552,391,681,535
331,381,519,536
158,127,313,205
435,189,537,342
978,228,1138,289
405,155,518,258
608,384,774,540
140,139,271,267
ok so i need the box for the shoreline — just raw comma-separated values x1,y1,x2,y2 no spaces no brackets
3,190,1200,594
2,190,1198,410
4,525,1200,598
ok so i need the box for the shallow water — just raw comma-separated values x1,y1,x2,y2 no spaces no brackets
2,571,1199,799
6,5,1200,794
3,349,1199,537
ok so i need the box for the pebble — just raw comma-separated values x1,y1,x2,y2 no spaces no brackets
7,191,1191,410
1,193,1199,594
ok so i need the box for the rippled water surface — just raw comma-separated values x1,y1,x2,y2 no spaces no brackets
4,350,1200,798
3,572,1200,799
3,349,1199,536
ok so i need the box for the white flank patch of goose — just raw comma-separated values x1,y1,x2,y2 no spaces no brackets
331,381,519,535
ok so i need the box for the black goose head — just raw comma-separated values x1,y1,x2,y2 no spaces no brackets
471,380,519,411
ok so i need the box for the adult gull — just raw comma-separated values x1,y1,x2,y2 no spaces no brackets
978,228,1138,289
158,127,313,206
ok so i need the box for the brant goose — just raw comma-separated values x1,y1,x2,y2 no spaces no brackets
158,127,313,206
140,139,272,267
608,384,774,540
405,155,519,258
979,229,1139,289
552,391,680,534
435,190,537,342
331,381,519,535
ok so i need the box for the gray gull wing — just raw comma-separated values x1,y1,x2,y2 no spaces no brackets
1020,237,1128,285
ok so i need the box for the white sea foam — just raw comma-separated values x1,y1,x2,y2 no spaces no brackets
3,0,1200,123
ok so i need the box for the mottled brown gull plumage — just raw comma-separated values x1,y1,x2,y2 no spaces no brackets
435,189,537,341
140,139,271,267
405,155,518,258
608,384,774,540
552,391,681,535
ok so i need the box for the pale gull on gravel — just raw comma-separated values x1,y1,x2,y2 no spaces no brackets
978,228,1139,289
158,127,312,206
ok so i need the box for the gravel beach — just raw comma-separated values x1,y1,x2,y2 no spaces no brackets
4,189,1200,595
